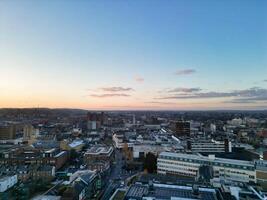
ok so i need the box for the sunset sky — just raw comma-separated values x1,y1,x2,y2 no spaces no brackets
0,0,267,110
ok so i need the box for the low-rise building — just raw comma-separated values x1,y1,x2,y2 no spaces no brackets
255,160,267,185
113,133,125,149
0,175,17,192
187,139,232,153
54,151,68,170
132,144,171,160
60,139,85,152
84,145,114,163
31,165,55,181
86,160,111,173
62,170,101,200
125,182,221,200
157,152,257,184
32,195,61,200
84,145,114,173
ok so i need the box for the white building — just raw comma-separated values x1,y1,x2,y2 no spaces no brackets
132,144,171,159
187,139,232,153
0,175,18,192
157,152,256,183
112,133,125,149
210,124,216,133
84,145,114,158
228,118,243,126
23,124,39,140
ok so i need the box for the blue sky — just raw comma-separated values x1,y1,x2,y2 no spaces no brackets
0,0,267,110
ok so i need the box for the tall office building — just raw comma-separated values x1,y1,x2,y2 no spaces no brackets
132,114,136,125
171,120,190,137
87,112,106,130
23,124,39,144
0,125,16,140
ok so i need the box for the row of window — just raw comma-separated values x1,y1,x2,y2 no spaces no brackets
158,164,197,173
159,156,254,171
158,169,194,177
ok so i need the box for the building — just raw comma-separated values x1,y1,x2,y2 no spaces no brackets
71,128,82,137
0,175,18,192
112,133,125,149
54,151,68,170
0,125,16,140
157,152,257,184
132,144,171,160
60,139,85,152
255,160,267,185
84,146,114,163
210,124,216,133
23,124,39,144
187,139,232,153
31,165,55,181
84,145,114,173
125,182,221,200
171,121,190,137
87,112,105,130
228,118,243,126
263,151,267,160
86,160,111,173
32,195,61,200
63,170,101,200
226,185,267,200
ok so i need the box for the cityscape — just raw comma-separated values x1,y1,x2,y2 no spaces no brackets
1,0,267,200
1,110,267,200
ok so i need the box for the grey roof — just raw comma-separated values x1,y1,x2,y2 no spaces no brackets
32,195,61,200
125,183,218,200
80,172,96,184
126,185,148,198
159,152,255,167
74,181,86,194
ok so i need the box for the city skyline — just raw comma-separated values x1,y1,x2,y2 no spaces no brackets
1,0,267,110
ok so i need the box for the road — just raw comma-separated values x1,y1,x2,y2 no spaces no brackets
101,149,135,200
100,149,122,200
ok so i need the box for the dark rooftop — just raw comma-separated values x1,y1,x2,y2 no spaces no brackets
125,183,219,200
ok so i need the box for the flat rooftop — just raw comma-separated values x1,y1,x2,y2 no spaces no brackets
85,146,113,155
69,140,84,148
159,152,255,167
54,151,67,158
32,195,61,200
125,183,218,200
0,175,16,182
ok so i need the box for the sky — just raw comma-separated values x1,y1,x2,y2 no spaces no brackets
0,0,267,110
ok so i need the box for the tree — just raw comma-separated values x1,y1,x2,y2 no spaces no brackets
70,149,78,160
143,152,157,173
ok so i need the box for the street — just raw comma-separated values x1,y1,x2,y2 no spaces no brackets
100,148,139,200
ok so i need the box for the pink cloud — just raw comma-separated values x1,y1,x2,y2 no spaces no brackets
135,76,144,83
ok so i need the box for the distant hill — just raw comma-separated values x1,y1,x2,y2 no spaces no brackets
0,108,88,118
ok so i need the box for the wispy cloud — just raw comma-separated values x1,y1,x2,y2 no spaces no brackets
264,79,267,82
135,76,144,83
156,87,267,103
90,93,131,98
100,87,134,92
87,86,134,98
144,101,177,105
165,87,201,93
225,95,267,104
175,69,196,75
